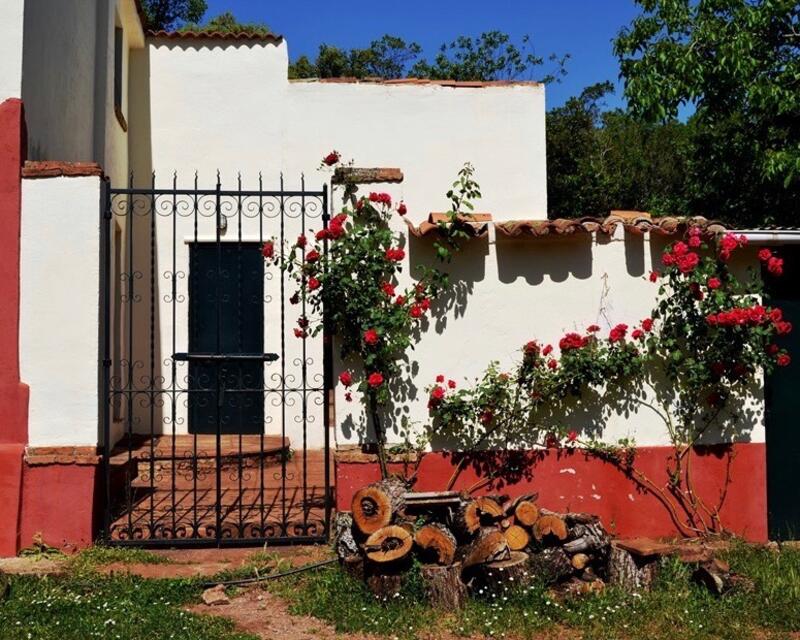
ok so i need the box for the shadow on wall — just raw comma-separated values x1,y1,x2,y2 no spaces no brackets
495,234,593,284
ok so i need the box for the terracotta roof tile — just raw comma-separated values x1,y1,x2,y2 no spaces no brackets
148,29,283,43
22,161,104,179
406,213,492,239
495,214,726,238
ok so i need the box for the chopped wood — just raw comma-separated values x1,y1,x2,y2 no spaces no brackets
403,491,462,510
364,525,413,564
532,514,568,543
365,572,404,599
332,512,360,561
462,529,510,570
351,477,407,535
558,577,605,597
570,553,590,571
457,497,505,537
528,547,574,584
504,525,531,551
342,555,365,582
474,551,531,593
415,523,458,566
514,500,540,527
563,521,610,555
499,517,514,530
421,562,468,609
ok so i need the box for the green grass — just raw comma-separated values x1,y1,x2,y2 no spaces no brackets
270,543,800,640
68,546,170,572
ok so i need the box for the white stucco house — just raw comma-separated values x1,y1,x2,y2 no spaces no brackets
0,0,797,555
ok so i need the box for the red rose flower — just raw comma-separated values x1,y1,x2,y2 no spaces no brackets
436,374,445,383
641,318,654,332
368,372,384,387
688,235,701,248
547,359,558,370
322,150,340,166
707,277,722,290
609,323,628,343
559,332,588,351
381,281,396,297
758,248,772,262
262,240,275,259
524,341,540,359
315,228,329,241
777,353,791,367
364,328,379,345
410,304,423,319
296,235,307,248
395,295,406,305
632,329,644,340
397,201,407,216
770,308,783,323
368,192,392,207
542,344,553,356
307,276,321,291
767,256,784,276
672,241,689,256
587,324,601,333
385,248,405,262
293,328,306,338
430,385,445,401
567,430,578,442
767,344,779,355
306,249,321,263
479,409,494,425
662,252,676,266
339,371,353,386
448,379,456,389
676,251,700,274
776,321,793,335
649,270,660,282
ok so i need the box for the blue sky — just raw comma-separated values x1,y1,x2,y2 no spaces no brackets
203,0,643,110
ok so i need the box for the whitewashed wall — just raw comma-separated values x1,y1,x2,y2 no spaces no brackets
0,0,25,101
21,176,102,447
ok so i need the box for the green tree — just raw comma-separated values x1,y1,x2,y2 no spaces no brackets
289,36,422,79
179,11,272,36
614,0,800,226
411,31,568,83
140,0,207,31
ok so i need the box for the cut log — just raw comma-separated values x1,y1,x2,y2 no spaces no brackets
421,562,468,609
456,497,504,538
532,514,568,543
528,547,574,584
474,551,531,593
332,512,360,561
499,517,514,530
365,571,404,599
342,555,365,582
403,491,462,511
570,553,590,571
514,500,540,527
415,523,458,566
563,521,610,555
608,546,659,592
462,529,510,570
351,477,407,535
504,525,531,551
364,525,413,564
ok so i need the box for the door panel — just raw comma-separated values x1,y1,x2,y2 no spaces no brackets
188,243,264,434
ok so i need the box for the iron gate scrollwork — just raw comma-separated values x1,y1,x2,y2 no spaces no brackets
100,174,332,546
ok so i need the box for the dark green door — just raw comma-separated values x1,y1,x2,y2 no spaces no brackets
187,243,265,434
765,247,800,540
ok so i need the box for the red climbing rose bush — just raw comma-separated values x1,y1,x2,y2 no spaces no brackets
427,225,791,536
264,153,477,477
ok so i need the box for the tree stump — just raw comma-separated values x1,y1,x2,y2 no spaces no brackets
528,547,574,584
504,525,531,551
607,546,659,592
421,562,468,609
364,525,413,564
415,523,458,565
351,477,407,535
342,555,365,582
474,551,531,594
365,568,404,599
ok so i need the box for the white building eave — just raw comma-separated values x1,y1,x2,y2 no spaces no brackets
733,230,800,245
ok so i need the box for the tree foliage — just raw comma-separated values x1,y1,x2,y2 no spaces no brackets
546,82,692,217
139,0,207,31
179,11,272,36
614,0,800,226
289,31,566,83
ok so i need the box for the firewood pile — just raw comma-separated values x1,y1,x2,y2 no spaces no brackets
334,479,615,607
334,479,752,607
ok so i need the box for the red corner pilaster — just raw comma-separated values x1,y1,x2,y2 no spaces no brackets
0,98,30,556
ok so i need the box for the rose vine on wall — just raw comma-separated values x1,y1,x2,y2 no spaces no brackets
264,152,479,478
427,226,792,537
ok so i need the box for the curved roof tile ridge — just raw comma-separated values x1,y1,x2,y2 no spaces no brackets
147,29,283,43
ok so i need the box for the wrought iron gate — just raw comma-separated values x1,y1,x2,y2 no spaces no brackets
100,174,332,546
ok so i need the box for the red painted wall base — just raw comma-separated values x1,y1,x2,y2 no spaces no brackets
18,463,101,552
336,443,768,541
0,445,24,556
